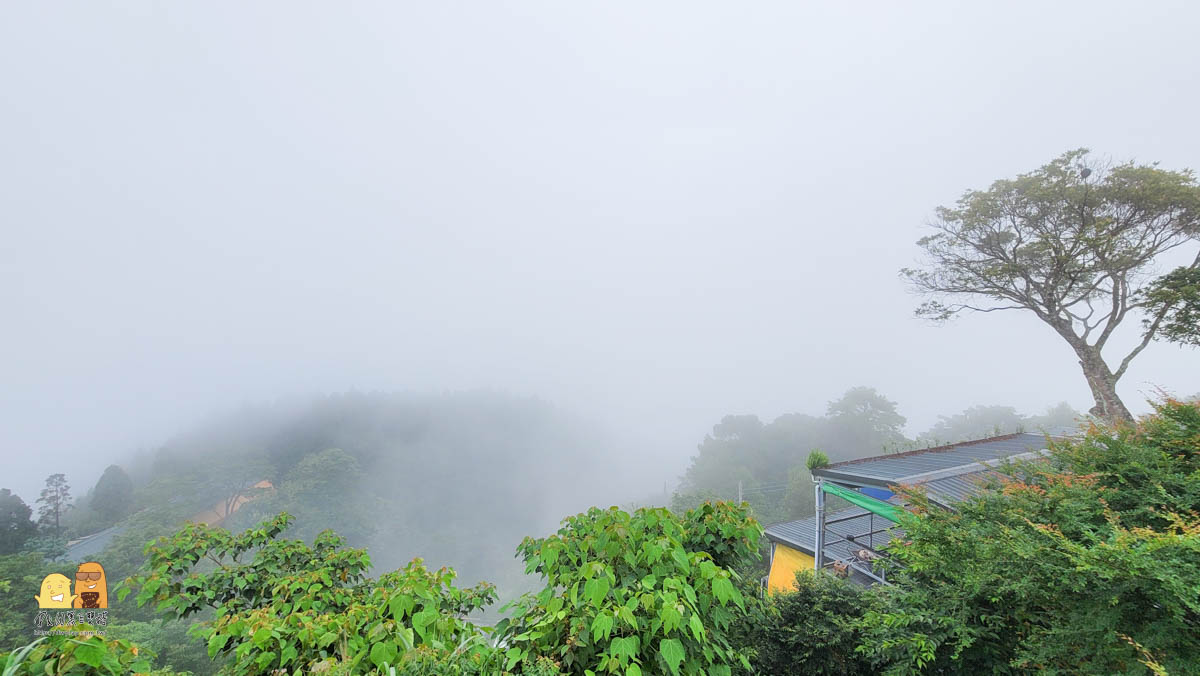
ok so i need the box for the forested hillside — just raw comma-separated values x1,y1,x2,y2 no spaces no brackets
128,392,633,590
4,399,1197,675
0,387,1087,674
1,392,641,672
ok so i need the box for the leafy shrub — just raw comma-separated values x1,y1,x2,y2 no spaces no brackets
805,450,830,471
0,627,172,675
737,570,877,675
378,646,563,675
855,399,1200,674
106,619,221,675
498,502,761,675
0,553,57,650
123,513,496,674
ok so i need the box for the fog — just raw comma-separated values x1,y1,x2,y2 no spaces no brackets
3,1,1199,507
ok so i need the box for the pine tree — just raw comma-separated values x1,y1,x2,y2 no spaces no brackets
36,473,72,537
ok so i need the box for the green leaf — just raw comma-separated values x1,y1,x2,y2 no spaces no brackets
659,604,682,633
610,635,639,662
412,607,437,640
659,637,685,675
207,632,226,658
389,594,415,620
72,642,105,668
688,613,705,641
280,643,298,666
585,577,611,607
370,642,398,669
505,646,524,670
618,605,638,629
252,627,272,648
255,650,277,668
711,576,735,606
671,547,690,571
591,613,615,641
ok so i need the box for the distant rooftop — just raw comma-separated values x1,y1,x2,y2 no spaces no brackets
60,524,125,562
811,432,1061,508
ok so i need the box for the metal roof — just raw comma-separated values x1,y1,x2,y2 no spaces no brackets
60,525,125,562
810,432,1054,493
765,506,899,560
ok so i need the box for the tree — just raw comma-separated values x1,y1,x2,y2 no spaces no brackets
673,388,910,523
35,474,71,537
1139,265,1200,347
918,405,1027,445
229,448,378,546
201,455,274,524
89,465,134,523
0,489,37,555
1027,401,1083,432
903,149,1200,423
825,386,908,452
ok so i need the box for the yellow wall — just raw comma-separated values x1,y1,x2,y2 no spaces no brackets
767,543,814,594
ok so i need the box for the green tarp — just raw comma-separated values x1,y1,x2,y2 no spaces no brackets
821,482,905,522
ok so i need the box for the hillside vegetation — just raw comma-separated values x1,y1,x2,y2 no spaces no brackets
5,398,1196,674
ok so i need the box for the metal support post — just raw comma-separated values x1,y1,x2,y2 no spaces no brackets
814,478,825,570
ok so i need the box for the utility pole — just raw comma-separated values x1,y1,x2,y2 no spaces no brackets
737,481,743,504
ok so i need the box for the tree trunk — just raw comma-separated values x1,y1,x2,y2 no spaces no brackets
1075,346,1134,424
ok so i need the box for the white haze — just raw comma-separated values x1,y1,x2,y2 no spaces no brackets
2,1,1199,503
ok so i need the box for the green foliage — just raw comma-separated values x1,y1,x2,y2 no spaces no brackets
781,466,816,525
917,403,1082,446
18,535,67,562
123,513,496,675
138,391,622,603
107,619,215,675
36,475,72,538
674,388,909,524
227,448,378,547
737,570,877,675
805,450,829,471
0,627,166,675
1140,265,1200,347
79,466,135,533
903,149,1200,421
856,399,1200,674
825,387,908,452
0,553,57,650
0,490,37,556
499,502,761,675
375,646,562,675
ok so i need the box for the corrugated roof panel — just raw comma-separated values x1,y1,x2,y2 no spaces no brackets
765,507,900,561
60,525,125,562
813,433,1053,485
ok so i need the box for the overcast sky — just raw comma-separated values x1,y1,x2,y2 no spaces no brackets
3,1,1199,504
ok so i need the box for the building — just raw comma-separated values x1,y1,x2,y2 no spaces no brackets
764,431,1061,593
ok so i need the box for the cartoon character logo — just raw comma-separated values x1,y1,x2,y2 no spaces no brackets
35,573,76,608
72,562,107,609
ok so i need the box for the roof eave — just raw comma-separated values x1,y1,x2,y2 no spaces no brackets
809,468,895,488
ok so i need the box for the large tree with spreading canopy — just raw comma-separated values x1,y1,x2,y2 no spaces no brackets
903,149,1200,422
